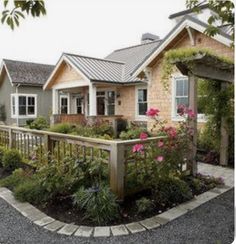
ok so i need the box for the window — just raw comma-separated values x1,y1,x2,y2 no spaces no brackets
11,94,37,118
137,88,147,116
76,97,83,114
60,96,68,114
107,91,115,115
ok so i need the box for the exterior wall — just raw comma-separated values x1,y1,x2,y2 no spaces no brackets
0,72,52,126
0,73,16,125
50,62,83,88
148,30,234,130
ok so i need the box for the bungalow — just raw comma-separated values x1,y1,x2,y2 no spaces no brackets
43,5,233,128
0,59,54,126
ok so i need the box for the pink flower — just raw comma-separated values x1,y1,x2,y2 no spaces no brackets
146,108,160,117
163,126,177,139
156,156,164,162
140,132,148,140
132,144,144,153
187,109,195,119
157,139,164,148
177,104,186,116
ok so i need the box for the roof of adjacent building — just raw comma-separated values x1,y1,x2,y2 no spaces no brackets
2,59,54,86
169,4,209,19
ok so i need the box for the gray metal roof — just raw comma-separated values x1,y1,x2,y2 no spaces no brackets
105,40,161,82
3,59,54,86
64,54,125,83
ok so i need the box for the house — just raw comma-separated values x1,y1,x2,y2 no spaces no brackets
0,59,54,126
43,5,233,128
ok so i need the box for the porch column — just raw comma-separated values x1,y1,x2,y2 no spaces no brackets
68,93,71,114
52,89,59,114
89,83,97,116
188,73,197,176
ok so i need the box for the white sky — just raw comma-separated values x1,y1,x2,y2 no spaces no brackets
0,0,186,65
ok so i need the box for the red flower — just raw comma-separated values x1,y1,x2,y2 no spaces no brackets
163,126,177,139
157,139,164,148
146,108,160,117
140,132,148,140
132,144,144,153
187,109,195,119
156,156,164,162
177,104,186,116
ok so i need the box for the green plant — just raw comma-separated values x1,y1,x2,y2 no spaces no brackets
0,146,6,167
14,178,48,204
73,185,119,224
49,123,74,134
2,149,22,171
29,116,49,130
153,177,193,206
119,127,148,140
136,197,154,214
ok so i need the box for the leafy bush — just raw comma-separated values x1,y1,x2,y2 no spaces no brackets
29,117,49,130
153,177,193,206
14,178,48,204
49,123,74,134
0,146,6,167
136,197,154,214
119,127,148,140
2,149,22,171
73,185,119,224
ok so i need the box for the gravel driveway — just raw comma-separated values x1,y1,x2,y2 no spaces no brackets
0,189,234,244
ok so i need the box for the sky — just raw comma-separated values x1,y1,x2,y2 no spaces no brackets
0,0,186,65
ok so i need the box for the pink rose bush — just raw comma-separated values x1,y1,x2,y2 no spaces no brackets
132,105,195,180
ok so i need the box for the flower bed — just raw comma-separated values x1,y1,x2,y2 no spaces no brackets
0,107,225,226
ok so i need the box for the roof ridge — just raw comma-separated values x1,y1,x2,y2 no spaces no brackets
3,58,54,67
113,39,162,52
63,52,125,65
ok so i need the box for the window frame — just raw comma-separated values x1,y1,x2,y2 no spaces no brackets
11,94,37,119
135,85,148,120
172,76,207,122
60,95,69,114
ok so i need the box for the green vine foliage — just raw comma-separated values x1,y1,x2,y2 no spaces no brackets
161,47,234,90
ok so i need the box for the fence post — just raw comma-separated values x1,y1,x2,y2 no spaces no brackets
8,128,13,149
110,142,125,200
44,134,53,161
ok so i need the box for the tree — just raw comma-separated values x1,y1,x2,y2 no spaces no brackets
1,0,46,30
186,0,234,43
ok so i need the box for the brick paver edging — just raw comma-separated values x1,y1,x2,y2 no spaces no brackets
0,184,232,237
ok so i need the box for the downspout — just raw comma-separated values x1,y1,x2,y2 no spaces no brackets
15,84,20,127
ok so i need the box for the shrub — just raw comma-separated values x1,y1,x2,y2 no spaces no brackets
29,117,49,130
136,197,154,214
119,127,148,140
73,185,119,224
153,177,193,206
0,146,6,167
0,168,32,189
2,149,22,171
14,178,48,204
49,123,74,134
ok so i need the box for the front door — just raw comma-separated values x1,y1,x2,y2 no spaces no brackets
97,96,105,115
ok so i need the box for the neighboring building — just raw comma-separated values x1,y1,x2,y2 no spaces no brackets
43,6,233,127
0,59,54,126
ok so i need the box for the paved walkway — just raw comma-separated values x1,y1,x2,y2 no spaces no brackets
0,163,234,244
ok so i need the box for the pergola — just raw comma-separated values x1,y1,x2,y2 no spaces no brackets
172,53,234,175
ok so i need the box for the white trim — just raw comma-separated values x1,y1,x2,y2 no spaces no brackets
0,62,14,87
43,55,91,90
135,84,148,121
133,18,232,78
11,93,37,119
52,80,89,90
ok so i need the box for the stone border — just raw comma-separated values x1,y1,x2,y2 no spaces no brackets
0,185,232,237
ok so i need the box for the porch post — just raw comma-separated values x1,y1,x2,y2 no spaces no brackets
67,93,71,114
52,89,59,114
220,82,229,166
188,73,198,176
89,83,97,116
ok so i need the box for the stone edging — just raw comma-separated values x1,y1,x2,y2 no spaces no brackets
0,185,232,237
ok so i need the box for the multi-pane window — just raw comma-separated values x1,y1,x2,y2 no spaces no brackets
60,96,68,114
107,91,115,115
76,97,83,114
11,94,37,117
137,88,147,116
174,77,189,115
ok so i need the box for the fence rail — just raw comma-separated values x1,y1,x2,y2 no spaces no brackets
0,125,166,200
